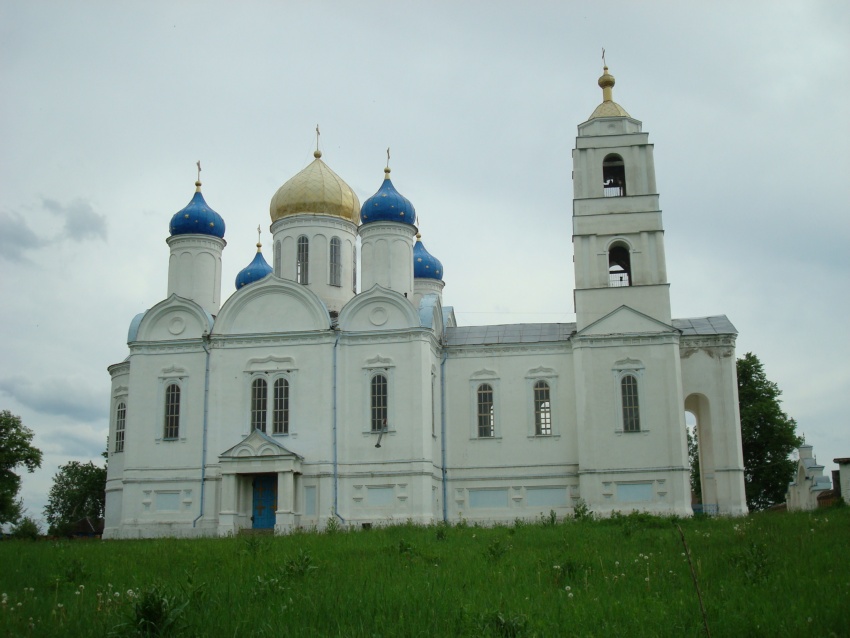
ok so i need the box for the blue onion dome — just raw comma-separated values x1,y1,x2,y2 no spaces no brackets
413,233,443,280
169,180,226,238
235,240,273,289
360,167,417,226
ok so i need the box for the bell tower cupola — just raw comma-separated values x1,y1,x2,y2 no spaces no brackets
572,66,670,330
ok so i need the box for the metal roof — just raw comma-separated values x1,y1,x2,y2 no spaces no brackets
445,315,736,346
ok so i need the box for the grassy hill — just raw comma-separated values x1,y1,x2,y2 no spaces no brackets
1,507,847,637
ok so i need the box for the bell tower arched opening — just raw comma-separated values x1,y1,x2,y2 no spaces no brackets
608,243,632,287
603,153,626,197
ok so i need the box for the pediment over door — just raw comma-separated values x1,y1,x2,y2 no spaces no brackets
219,430,303,474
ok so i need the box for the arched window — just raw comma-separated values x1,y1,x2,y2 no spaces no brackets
352,243,357,293
371,374,388,432
329,237,342,286
164,384,180,439
621,374,640,432
114,402,126,453
477,383,495,438
274,240,281,276
251,378,268,432
603,153,626,197
533,381,552,435
608,244,632,287
296,235,309,284
273,378,289,435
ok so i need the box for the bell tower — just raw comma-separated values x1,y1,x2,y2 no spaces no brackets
572,66,670,331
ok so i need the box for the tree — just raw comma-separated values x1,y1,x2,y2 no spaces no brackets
0,410,43,525
44,461,106,535
737,352,802,510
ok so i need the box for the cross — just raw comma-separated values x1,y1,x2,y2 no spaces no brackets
316,124,320,152
257,225,261,244
602,48,606,67
196,160,201,182
386,147,391,170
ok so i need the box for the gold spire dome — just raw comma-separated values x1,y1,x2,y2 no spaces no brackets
269,149,360,224
588,65,631,119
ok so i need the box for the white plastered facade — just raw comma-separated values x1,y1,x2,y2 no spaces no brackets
104,80,748,538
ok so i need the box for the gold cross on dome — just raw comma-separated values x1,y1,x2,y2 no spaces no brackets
196,160,201,182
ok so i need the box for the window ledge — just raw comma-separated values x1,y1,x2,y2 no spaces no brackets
472,436,502,441
528,434,560,439
614,429,650,435
362,429,396,436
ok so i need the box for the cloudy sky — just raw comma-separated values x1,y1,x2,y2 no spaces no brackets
1,1,848,525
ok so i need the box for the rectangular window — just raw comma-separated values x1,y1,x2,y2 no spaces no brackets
273,378,289,434
621,375,640,432
371,374,388,432
477,384,494,437
114,402,126,453
329,237,342,287
164,384,180,439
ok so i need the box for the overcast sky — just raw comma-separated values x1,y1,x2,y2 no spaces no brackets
1,1,848,526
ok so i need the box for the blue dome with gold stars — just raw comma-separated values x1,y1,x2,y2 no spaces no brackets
235,243,273,289
360,167,416,226
169,181,226,239
414,235,443,281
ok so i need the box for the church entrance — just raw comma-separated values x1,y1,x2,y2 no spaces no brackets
252,474,278,529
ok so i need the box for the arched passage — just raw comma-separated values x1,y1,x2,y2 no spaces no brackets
685,393,718,513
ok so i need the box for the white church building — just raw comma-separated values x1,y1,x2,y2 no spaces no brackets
104,67,748,538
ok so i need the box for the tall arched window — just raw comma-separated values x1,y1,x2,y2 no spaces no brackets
251,378,268,432
371,374,388,432
274,240,281,276
603,153,626,197
296,235,309,284
352,243,357,292
329,237,342,286
608,244,632,287
114,402,126,453
273,378,289,434
621,374,640,432
533,380,552,435
164,384,180,439
477,383,494,438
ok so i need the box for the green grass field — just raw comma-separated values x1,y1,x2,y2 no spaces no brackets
1,507,847,637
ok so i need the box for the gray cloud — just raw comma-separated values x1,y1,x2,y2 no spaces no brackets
0,210,47,262
42,197,107,241
0,376,107,422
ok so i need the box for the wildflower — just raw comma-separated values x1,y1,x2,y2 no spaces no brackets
565,586,571,591
568,593,574,599
645,577,650,582
78,585,84,591
553,565,561,570
808,618,812,623
56,603,63,609
75,591,80,596
615,561,619,566
114,592,120,597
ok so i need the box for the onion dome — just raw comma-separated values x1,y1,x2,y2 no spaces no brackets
235,238,273,289
360,167,417,226
588,66,630,119
169,180,226,238
413,234,443,280
270,150,360,224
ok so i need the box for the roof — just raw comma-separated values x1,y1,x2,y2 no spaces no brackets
445,315,735,347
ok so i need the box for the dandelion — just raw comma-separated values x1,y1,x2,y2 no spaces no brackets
75,591,80,596
114,592,120,597
56,603,63,609
568,593,574,599
565,586,571,591
78,585,84,591
645,577,650,582
615,561,619,566
553,565,561,570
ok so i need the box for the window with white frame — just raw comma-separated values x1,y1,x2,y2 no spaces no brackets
329,236,342,286
114,402,126,453
621,374,640,432
477,384,495,438
296,235,309,284
533,380,552,435
272,378,289,434
371,373,388,432
163,384,180,439
251,378,268,432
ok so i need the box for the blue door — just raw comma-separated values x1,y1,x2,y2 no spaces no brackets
252,475,277,529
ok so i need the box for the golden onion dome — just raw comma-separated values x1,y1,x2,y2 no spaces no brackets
588,65,631,119
270,150,360,224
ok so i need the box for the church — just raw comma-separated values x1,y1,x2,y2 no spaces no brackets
103,67,748,538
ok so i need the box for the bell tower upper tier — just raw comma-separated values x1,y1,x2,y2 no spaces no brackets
572,66,670,331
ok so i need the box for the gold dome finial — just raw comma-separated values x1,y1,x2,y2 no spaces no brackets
385,147,391,179
587,49,630,120
598,48,615,103
256,224,262,252
195,160,202,192
314,124,322,158
416,232,421,240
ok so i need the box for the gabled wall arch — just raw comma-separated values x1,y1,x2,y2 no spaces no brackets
213,275,330,335
338,284,421,332
134,294,214,342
